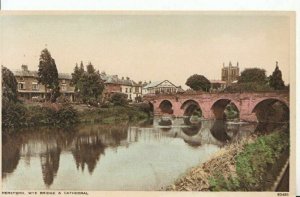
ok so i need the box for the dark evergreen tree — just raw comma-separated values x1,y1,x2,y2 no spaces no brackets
71,62,85,92
37,48,60,102
269,61,285,90
185,74,211,92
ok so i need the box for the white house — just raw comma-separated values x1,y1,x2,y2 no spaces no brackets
142,80,183,95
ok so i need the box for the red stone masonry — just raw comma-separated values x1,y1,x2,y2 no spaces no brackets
143,91,289,122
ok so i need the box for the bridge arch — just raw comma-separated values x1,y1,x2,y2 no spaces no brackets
211,99,240,120
158,100,174,114
180,99,202,117
251,98,289,122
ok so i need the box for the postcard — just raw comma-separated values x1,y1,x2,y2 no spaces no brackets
0,11,296,197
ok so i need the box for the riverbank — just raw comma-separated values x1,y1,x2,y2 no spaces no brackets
2,102,149,131
77,104,149,124
165,127,289,191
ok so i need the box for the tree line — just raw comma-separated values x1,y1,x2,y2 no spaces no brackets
185,62,287,92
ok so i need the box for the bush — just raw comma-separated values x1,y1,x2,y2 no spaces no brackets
2,102,27,128
131,102,152,115
2,103,79,129
56,105,79,126
110,92,128,106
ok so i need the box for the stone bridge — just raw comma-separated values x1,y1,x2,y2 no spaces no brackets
143,91,289,122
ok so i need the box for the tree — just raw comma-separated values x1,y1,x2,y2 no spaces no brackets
37,48,60,102
2,66,27,129
269,61,285,90
185,74,211,92
72,62,104,104
2,66,18,104
71,62,85,91
238,68,267,84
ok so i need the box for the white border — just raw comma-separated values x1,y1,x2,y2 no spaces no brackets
1,0,299,195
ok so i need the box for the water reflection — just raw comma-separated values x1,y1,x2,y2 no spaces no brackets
210,121,235,142
2,134,21,179
72,136,105,174
40,147,61,186
2,118,278,190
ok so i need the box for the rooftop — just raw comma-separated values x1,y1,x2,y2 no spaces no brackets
13,65,72,80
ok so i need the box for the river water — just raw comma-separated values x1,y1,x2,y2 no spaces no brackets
2,118,260,190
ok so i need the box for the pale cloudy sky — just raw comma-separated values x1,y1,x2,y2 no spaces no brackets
0,12,293,88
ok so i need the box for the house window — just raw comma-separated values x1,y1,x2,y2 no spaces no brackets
32,83,39,91
125,88,128,93
130,88,132,93
62,79,66,84
18,82,25,90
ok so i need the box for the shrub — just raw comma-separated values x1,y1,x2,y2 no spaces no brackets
131,102,152,115
2,103,79,129
110,92,128,106
56,105,79,126
2,102,27,128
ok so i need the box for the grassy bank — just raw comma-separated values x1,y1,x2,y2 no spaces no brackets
166,129,289,191
2,102,149,131
78,105,149,124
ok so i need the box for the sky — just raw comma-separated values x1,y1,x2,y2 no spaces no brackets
0,12,293,89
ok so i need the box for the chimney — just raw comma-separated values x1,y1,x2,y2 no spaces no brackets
122,77,124,80
126,77,129,80
21,65,28,72
237,62,239,67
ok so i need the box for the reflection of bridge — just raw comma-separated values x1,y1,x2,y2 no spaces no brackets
144,91,289,122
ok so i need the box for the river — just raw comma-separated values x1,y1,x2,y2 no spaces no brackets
2,118,267,190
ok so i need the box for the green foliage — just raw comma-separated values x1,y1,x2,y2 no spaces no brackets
78,105,148,124
71,62,104,104
209,173,240,191
269,62,285,90
223,82,273,93
209,131,289,191
2,66,18,104
185,74,211,92
2,102,27,128
110,92,128,106
55,105,79,126
71,62,85,91
238,68,267,84
131,102,152,115
2,103,79,129
37,48,60,102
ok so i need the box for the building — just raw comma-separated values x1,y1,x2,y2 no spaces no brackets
221,61,240,84
13,65,75,101
101,73,142,102
142,80,183,95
